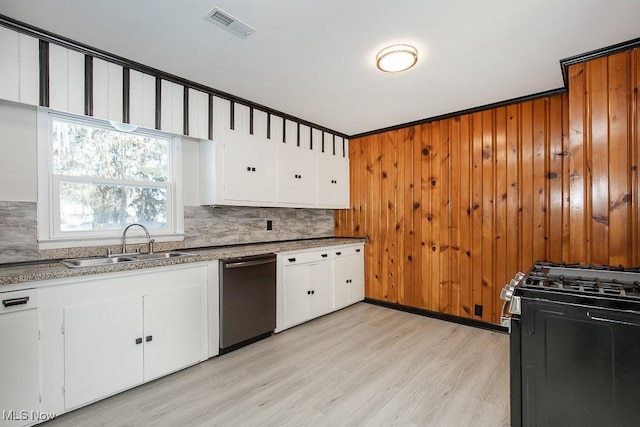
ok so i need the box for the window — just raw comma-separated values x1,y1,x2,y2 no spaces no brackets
38,110,183,247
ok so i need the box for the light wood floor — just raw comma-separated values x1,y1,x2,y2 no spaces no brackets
44,303,510,426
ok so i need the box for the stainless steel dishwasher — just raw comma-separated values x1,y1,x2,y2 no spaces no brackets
219,253,276,353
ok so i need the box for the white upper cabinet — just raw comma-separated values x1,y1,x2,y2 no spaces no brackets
277,143,317,205
93,58,123,122
129,69,156,130
160,79,184,134
317,150,350,208
0,27,39,105
200,122,349,208
223,130,276,203
188,89,210,140
200,129,276,205
49,44,85,115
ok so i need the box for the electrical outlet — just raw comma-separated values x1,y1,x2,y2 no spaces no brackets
267,220,273,231
474,304,483,317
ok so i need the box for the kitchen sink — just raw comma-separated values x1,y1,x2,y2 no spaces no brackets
60,251,199,268
60,256,139,268
134,251,199,261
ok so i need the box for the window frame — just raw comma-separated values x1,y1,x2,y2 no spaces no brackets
37,109,184,249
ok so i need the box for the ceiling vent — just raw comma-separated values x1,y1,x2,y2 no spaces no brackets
205,7,255,39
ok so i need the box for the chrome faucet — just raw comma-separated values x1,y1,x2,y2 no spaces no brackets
122,223,154,255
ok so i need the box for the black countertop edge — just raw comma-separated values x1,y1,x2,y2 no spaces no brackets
0,236,368,269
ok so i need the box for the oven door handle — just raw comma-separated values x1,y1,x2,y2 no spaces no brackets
500,300,511,329
224,258,276,269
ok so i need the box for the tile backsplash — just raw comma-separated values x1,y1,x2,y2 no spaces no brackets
183,205,335,248
0,201,335,264
0,201,38,263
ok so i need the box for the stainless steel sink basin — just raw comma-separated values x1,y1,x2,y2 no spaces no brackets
60,256,139,268
134,251,199,261
60,251,198,268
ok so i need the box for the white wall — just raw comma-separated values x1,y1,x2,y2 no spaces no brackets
0,100,37,201
181,136,200,206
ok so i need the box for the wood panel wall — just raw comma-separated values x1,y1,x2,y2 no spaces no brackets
335,48,640,324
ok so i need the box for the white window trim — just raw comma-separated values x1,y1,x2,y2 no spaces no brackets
37,108,184,249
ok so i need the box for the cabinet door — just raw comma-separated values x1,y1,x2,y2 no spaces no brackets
333,255,351,310
143,285,203,381
224,130,276,203
350,248,365,303
283,263,311,328
309,261,333,317
0,304,39,424
277,143,317,205
333,246,365,309
317,153,350,207
64,296,143,410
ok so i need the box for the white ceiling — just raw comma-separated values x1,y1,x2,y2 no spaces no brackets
0,0,639,136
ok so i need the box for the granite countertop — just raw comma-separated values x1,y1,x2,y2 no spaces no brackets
0,237,366,287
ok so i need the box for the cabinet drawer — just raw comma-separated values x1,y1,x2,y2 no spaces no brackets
332,245,363,258
0,288,38,314
282,250,330,265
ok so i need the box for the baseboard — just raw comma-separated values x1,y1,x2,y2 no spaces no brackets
364,298,508,334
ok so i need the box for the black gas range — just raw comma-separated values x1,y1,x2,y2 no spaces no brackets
501,261,640,427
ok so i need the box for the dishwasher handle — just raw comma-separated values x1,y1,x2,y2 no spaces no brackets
224,258,276,269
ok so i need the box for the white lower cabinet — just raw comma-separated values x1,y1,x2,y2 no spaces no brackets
143,286,204,381
332,245,365,310
0,289,40,427
64,296,143,410
281,258,332,330
63,285,203,410
38,264,212,416
276,242,365,332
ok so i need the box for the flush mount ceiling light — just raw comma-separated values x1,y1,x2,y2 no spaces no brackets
376,44,418,73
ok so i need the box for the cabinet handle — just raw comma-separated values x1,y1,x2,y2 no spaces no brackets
321,253,328,258
135,338,142,345
311,290,315,295
146,335,153,342
2,296,29,307
355,249,361,253
247,166,251,171
307,290,311,295
335,252,342,256
288,257,296,262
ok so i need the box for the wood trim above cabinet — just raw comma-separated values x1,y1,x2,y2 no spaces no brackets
0,14,348,143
